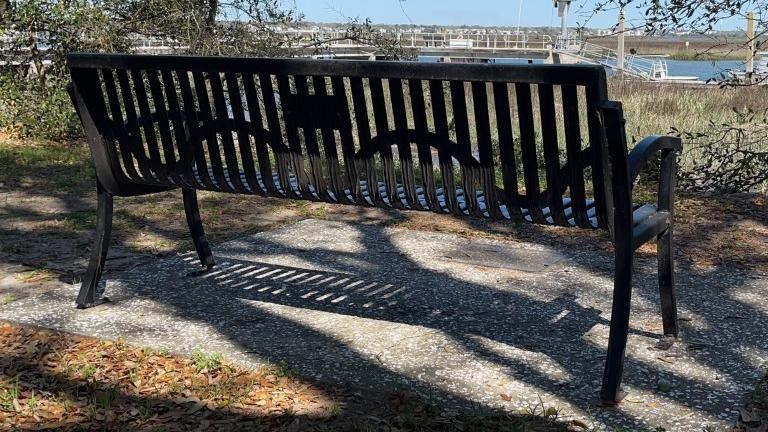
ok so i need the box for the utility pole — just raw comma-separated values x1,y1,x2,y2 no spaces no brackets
746,11,755,77
554,0,571,41
617,8,625,73
516,0,523,48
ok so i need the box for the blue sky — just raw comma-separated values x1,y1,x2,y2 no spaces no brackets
290,0,744,30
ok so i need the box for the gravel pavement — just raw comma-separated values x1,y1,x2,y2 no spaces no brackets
1,219,765,431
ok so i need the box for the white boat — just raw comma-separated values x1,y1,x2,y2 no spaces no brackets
729,52,768,82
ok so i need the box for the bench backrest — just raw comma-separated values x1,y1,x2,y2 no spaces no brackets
68,54,627,231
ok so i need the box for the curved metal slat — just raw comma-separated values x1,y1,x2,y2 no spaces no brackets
130,69,167,183
515,83,546,224
368,78,400,208
101,69,141,182
72,68,130,187
491,82,523,221
471,81,502,218
146,69,183,186
225,72,260,193
176,71,216,190
388,78,418,208
161,70,197,188
428,79,457,214
192,71,228,191
260,73,292,196
241,73,275,195
349,77,381,205
561,84,590,228
209,72,248,193
329,76,360,204
586,83,610,229
407,79,436,211
115,70,156,184
277,75,311,198
450,80,481,216
310,76,342,201
537,84,568,226
295,75,327,200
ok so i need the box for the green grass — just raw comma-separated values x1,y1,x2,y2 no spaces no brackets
79,364,97,380
1,294,16,306
0,138,93,189
0,377,20,411
93,389,119,410
190,350,226,373
273,360,298,378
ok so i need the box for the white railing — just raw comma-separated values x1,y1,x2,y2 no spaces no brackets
554,38,669,81
275,30,552,51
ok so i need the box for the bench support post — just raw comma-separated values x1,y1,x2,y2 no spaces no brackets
657,228,677,336
77,181,113,309
183,189,215,269
657,147,678,337
600,242,633,404
599,100,634,405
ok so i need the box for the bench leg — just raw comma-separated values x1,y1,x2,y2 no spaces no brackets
600,243,634,405
182,189,215,269
77,181,113,309
657,227,678,337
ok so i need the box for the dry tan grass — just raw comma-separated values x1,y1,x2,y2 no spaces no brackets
588,36,758,60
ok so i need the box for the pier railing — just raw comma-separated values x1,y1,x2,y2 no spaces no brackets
554,38,668,80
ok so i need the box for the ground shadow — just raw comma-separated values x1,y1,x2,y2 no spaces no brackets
87,214,768,430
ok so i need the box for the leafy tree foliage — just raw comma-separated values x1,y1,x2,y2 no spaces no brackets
0,1,407,139
589,0,765,36
674,110,768,193
587,1,768,192
103,0,302,55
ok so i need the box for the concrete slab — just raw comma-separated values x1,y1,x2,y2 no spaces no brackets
442,238,567,272
0,219,766,431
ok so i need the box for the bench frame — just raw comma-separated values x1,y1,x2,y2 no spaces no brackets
67,54,682,405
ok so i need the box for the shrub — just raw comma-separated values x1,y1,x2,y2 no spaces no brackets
674,109,768,193
0,75,81,140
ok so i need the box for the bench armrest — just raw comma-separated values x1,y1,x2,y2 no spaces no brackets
628,135,682,185
628,135,682,212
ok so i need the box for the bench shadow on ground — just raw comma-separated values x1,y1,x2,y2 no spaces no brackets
100,209,768,430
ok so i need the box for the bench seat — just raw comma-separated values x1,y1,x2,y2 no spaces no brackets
185,167,665,237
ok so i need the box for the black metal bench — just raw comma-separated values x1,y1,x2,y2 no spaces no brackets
67,53,682,405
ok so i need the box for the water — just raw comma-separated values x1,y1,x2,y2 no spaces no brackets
418,56,745,81
664,59,742,80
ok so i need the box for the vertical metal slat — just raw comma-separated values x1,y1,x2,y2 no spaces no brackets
562,84,590,228
407,79,435,210
538,84,568,225
450,80,480,216
429,80,457,214
515,83,546,224
492,82,523,221
471,81,502,218
241,73,275,195
225,72,260,193
389,78,418,208
192,71,228,191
